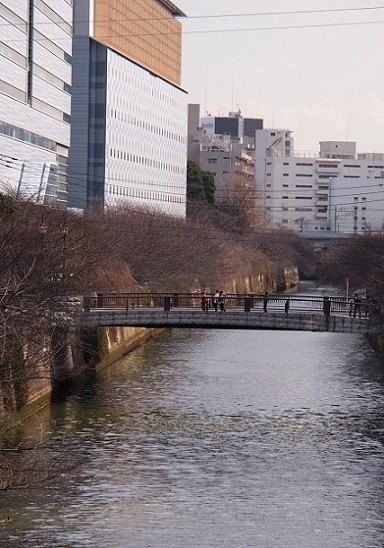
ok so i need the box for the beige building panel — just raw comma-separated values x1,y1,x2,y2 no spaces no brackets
94,0,183,86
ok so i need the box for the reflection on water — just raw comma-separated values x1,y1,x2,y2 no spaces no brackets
1,323,384,547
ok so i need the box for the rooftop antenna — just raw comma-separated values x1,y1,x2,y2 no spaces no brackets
204,83,207,118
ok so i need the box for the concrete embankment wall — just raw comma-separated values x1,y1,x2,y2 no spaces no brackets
0,326,160,425
93,326,159,373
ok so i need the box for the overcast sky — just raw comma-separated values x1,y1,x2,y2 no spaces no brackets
175,0,384,154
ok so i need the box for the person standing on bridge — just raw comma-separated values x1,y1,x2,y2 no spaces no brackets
201,291,209,312
353,292,362,318
323,296,331,317
218,290,226,312
212,290,219,312
263,292,269,313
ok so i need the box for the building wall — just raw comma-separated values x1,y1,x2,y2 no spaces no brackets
105,47,187,216
255,130,384,234
329,172,384,234
93,0,184,87
0,0,73,207
187,103,202,164
69,39,187,216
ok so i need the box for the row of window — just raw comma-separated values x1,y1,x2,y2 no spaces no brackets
109,148,184,174
0,120,56,151
0,41,26,68
110,109,184,144
33,97,70,124
34,64,71,94
267,196,316,200
35,0,72,36
34,30,72,65
109,65,183,110
0,4,27,32
270,161,384,171
108,185,185,203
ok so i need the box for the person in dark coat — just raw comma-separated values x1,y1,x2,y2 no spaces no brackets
323,296,331,316
263,292,269,312
218,290,226,312
353,292,362,318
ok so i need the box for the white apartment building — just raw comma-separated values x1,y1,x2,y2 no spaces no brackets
68,0,188,217
255,129,384,235
0,0,73,207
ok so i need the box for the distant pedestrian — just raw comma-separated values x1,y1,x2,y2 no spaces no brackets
263,292,269,313
212,290,219,312
348,299,353,317
201,291,208,312
323,296,331,316
353,292,362,318
218,290,226,312
285,299,290,315
365,299,374,318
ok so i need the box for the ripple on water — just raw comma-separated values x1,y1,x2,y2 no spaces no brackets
1,328,384,548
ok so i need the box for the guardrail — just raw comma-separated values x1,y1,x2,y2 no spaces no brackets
83,292,369,317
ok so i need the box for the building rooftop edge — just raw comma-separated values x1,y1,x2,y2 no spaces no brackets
157,0,186,17
89,36,188,93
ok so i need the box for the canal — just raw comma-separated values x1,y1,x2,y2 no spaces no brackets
1,286,384,547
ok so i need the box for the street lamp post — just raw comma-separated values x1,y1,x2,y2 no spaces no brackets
61,221,68,278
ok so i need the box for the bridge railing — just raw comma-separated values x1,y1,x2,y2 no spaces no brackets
83,292,361,317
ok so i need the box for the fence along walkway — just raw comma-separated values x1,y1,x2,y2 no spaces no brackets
78,292,373,334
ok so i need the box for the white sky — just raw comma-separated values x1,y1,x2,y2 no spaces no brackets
175,0,384,154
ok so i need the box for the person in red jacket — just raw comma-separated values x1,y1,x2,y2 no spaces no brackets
201,291,209,312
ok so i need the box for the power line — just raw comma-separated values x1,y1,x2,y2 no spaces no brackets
2,19,384,46
1,6,384,29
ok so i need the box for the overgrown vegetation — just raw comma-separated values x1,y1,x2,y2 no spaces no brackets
0,187,316,418
319,235,384,304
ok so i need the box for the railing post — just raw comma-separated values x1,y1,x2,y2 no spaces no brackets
164,296,171,312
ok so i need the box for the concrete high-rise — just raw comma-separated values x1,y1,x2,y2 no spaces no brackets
68,0,188,217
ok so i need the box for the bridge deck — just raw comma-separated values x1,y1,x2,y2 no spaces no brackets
75,292,376,334
78,308,370,334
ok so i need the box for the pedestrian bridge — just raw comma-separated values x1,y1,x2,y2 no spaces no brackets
76,292,373,334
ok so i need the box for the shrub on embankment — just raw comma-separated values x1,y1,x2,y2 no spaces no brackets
318,234,384,360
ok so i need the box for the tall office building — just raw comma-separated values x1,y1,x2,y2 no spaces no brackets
68,0,188,217
0,0,73,207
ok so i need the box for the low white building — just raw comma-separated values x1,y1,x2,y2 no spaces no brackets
255,129,384,235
